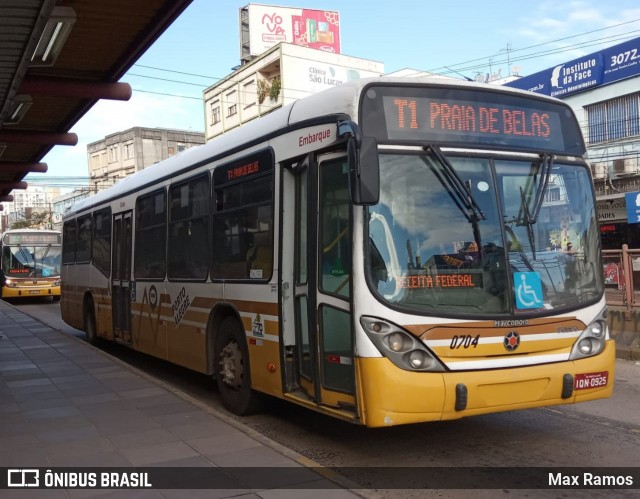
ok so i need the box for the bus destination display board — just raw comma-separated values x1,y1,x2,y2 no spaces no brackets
3,232,61,245
213,149,274,186
360,85,586,155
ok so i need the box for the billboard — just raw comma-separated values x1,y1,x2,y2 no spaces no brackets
240,4,341,59
505,37,640,98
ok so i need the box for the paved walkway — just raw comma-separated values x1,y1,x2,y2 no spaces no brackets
0,299,366,497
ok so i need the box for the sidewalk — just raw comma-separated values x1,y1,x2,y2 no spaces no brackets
0,299,366,497
608,305,640,360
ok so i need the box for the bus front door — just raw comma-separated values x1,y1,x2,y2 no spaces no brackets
291,153,357,416
112,211,132,344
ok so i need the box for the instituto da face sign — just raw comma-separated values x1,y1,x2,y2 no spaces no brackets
505,36,640,97
625,191,640,224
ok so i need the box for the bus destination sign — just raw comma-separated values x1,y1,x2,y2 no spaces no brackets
4,233,61,245
391,98,552,139
214,149,274,186
383,95,564,151
361,85,586,155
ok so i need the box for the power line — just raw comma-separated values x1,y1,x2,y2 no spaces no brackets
430,18,640,74
401,31,640,79
127,22,640,90
452,32,640,75
133,64,219,81
132,88,203,101
128,73,208,88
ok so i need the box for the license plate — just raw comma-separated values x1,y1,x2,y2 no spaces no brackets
28,290,41,295
574,371,609,390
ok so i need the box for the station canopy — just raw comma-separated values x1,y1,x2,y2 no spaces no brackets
0,0,193,207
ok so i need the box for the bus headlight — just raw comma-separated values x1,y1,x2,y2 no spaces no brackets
361,316,445,372
52,279,61,287
5,279,17,288
388,332,408,352
570,310,608,360
577,338,600,355
406,350,436,370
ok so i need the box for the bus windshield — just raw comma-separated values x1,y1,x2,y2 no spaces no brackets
2,244,62,278
366,151,603,316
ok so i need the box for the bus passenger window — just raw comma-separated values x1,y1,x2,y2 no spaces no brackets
134,189,166,279
320,158,351,298
168,174,210,280
211,149,274,281
246,231,272,279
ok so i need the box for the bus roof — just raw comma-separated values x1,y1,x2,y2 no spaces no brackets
65,77,570,217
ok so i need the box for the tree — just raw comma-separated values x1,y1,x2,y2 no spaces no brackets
10,211,51,229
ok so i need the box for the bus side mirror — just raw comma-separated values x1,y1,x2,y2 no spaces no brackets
348,135,380,206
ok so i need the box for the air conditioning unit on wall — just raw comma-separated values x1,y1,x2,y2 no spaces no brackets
613,158,638,176
591,162,607,180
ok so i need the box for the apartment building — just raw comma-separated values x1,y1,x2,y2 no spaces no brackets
87,127,205,191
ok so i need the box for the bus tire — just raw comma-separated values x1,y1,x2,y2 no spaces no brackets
213,317,263,415
84,297,99,345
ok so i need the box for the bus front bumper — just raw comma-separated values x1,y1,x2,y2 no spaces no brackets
357,340,615,427
2,286,61,299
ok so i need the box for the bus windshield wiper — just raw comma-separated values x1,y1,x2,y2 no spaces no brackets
516,153,554,259
518,186,537,260
18,246,32,267
423,145,486,259
424,145,486,223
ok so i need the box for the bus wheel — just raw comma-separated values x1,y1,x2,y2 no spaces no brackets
84,298,98,345
213,317,262,415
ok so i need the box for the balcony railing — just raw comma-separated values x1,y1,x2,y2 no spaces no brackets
603,244,640,319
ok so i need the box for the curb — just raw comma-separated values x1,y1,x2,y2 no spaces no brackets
0,299,378,497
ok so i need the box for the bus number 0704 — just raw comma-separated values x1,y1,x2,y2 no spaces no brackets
450,335,480,349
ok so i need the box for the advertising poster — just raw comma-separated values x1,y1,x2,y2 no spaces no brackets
246,4,341,56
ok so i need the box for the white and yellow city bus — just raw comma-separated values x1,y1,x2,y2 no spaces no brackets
60,78,614,427
1,228,62,300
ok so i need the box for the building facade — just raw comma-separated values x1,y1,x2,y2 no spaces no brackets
505,36,640,251
87,127,205,191
0,186,61,231
203,43,384,141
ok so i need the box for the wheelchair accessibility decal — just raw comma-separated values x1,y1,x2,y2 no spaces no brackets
514,272,543,309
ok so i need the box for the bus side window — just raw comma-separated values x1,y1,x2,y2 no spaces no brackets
212,150,274,281
320,158,351,297
247,231,272,278
168,174,210,280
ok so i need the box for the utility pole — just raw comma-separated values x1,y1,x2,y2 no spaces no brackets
500,43,512,76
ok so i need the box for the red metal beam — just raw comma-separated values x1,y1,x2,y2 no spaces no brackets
0,195,14,202
0,181,28,191
19,77,132,101
0,162,48,173
0,131,78,146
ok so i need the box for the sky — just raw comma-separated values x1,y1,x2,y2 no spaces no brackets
30,0,640,189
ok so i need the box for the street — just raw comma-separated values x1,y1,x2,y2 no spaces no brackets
10,297,640,496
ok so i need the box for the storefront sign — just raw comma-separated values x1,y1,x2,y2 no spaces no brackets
625,191,640,223
505,36,640,97
596,197,627,222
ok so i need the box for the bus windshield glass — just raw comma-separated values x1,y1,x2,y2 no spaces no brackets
2,244,62,278
366,152,603,316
